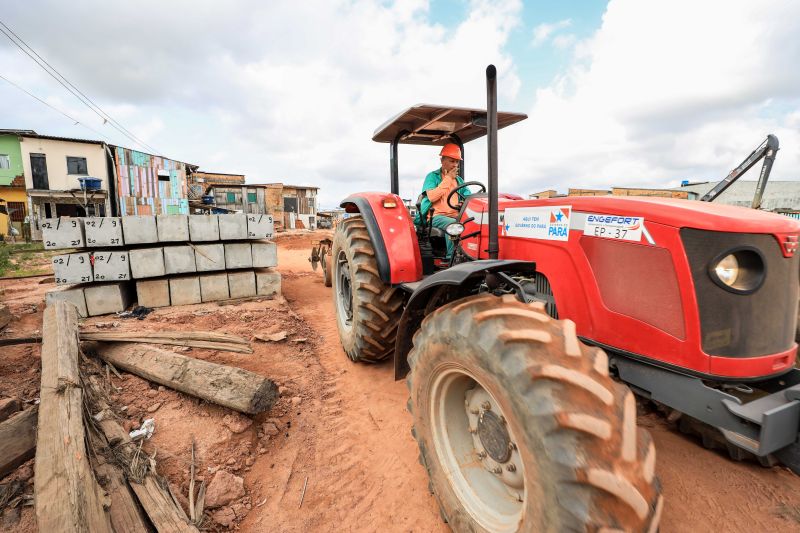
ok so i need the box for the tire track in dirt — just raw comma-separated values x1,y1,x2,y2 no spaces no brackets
241,240,446,532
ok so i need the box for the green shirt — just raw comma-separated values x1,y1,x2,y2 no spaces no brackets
418,168,465,224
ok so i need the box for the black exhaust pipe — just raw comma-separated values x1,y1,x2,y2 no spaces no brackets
486,65,499,260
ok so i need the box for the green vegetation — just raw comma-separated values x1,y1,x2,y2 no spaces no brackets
0,242,51,277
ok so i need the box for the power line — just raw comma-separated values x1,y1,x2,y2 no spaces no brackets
0,19,161,154
0,73,113,143
0,18,163,155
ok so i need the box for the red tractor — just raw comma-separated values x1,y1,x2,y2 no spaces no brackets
326,66,800,532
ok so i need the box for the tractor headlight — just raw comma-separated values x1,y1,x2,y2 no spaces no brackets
445,223,465,238
709,248,765,294
714,254,739,286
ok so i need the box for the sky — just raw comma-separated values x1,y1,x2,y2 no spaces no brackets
1,0,799,209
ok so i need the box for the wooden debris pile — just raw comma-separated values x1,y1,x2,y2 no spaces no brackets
1,300,279,531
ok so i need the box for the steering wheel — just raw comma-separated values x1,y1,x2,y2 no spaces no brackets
447,181,486,210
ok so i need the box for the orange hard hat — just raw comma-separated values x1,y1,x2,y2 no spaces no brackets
439,143,462,161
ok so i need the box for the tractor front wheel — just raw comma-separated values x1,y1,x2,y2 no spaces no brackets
407,293,663,532
331,216,404,363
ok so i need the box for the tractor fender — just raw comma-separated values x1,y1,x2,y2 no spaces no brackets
340,193,423,284
393,259,536,379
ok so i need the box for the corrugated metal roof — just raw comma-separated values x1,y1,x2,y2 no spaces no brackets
20,132,105,145
0,129,37,135
282,184,319,190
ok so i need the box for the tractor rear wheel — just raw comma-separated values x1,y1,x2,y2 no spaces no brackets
407,293,663,532
331,216,404,363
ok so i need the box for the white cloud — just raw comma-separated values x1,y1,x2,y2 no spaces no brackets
3,0,799,208
0,0,523,207
504,0,800,195
531,19,572,47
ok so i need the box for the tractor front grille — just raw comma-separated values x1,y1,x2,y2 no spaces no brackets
681,228,799,357
521,272,558,319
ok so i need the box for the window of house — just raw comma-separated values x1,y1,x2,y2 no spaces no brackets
0,155,10,169
66,156,88,175
227,192,236,203
247,192,257,203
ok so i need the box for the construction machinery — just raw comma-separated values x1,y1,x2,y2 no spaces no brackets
328,65,800,532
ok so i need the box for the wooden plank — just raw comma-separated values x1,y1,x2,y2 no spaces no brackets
0,396,21,423
86,378,197,533
34,300,111,533
0,303,10,330
81,330,249,345
0,336,41,347
94,461,151,533
80,330,252,354
0,405,37,479
96,343,277,415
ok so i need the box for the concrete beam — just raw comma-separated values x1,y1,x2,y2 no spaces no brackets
42,218,85,249
169,276,201,306
52,253,93,285
84,217,124,247
84,282,134,316
255,269,282,296
199,273,229,302
189,215,220,241
156,215,190,242
228,270,256,299
121,216,158,245
224,243,253,269
246,214,274,239
135,279,170,308
194,244,225,272
92,251,131,282
45,286,88,318
163,245,197,275
129,247,166,279
251,241,278,268
218,214,248,240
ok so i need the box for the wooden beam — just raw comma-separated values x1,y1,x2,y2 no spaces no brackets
95,343,278,415
34,300,111,533
0,405,37,479
80,330,252,354
86,377,195,533
0,336,41,347
80,330,249,345
93,461,151,533
0,396,21,422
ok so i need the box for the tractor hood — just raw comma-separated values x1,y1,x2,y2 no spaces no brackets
476,195,800,234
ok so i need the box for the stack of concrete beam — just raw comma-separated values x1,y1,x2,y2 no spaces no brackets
43,214,280,316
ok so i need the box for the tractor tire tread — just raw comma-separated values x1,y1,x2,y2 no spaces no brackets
331,216,405,363
406,294,662,532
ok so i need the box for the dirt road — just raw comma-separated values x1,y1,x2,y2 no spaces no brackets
2,232,800,532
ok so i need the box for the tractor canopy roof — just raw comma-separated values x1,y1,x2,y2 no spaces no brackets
372,104,527,146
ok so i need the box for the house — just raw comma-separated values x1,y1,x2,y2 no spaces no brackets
17,132,113,240
0,129,199,239
191,171,246,188
0,131,29,237
187,171,270,214
262,183,319,230
111,146,195,216
207,183,270,214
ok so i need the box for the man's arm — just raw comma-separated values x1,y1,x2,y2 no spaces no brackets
425,172,455,202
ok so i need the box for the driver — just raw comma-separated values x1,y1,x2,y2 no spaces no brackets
419,143,465,258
